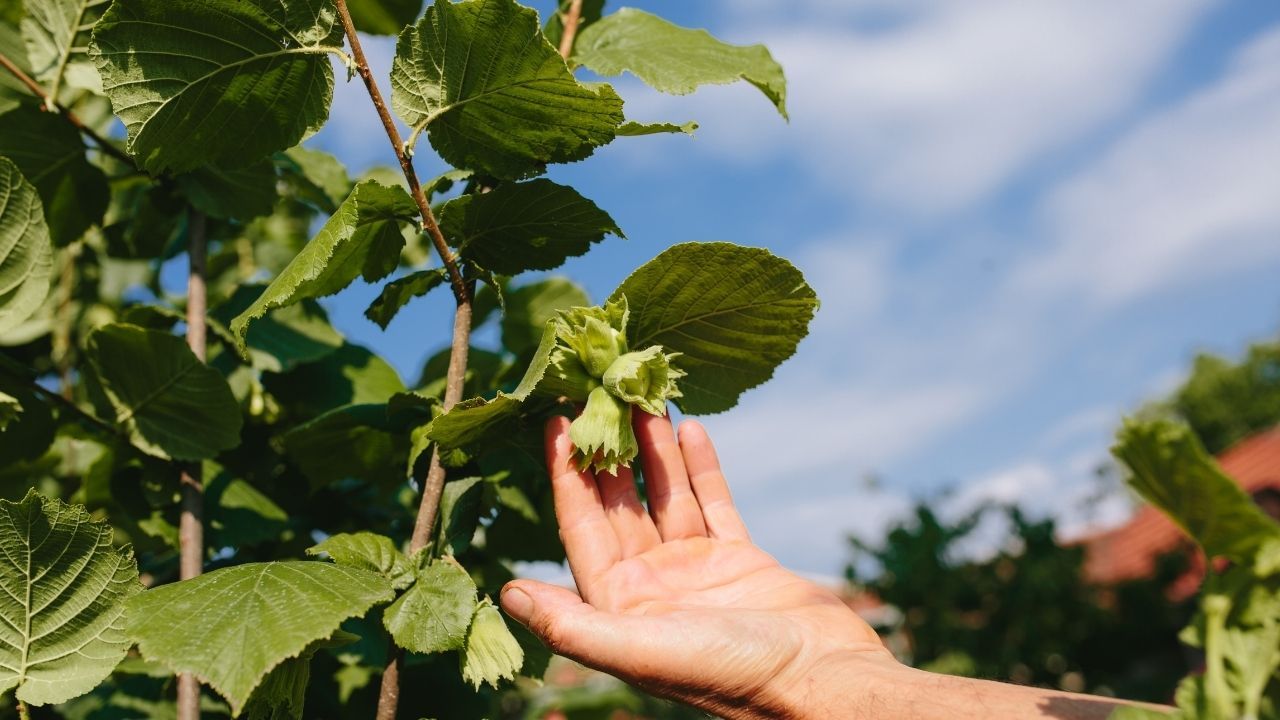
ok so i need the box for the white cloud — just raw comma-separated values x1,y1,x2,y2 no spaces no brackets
620,0,1211,214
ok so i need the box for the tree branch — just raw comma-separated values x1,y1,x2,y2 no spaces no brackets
0,50,137,168
176,209,208,720
0,358,124,441
558,0,585,59
331,3,475,718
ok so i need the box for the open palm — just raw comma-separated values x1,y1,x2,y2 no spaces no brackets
501,413,890,718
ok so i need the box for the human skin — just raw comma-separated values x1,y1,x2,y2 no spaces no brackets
500,413,1166,719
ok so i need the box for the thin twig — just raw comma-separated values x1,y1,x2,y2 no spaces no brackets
176,209,207,720
331,3,476,717
558,0,585,59
0,50,137,168
3,367,124,440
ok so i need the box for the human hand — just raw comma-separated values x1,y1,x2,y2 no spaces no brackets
500,412,895,719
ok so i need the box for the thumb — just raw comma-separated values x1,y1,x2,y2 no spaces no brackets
500,579,626,665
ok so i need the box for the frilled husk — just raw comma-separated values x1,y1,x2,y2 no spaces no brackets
602,346,685,416
555,298,629,377
569,386,639,475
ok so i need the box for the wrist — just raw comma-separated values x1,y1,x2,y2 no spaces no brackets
769,645,907,720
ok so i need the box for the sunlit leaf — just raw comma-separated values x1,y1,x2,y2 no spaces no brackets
21,0,106,100
308,531,415,589
616,120,699,137
391,0,624,179
0,157,53,335
460,602,522,689
0,491,141,706
383,559,476,654
610,242,817,414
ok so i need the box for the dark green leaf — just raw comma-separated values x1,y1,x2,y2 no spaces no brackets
128,561,394,715
1113,419,1280,568
212,284,344,373
86,323,243,460
0,105,109,246
617,120,698,137
264,342,406,417
439,178,622,275
365,268,448,329
501,277,590,355
278,146,352,214
230,180,418,355
207,472,292,548
436,476,484,555
574,8,787,117
609,242,818,414
391,0,624,179
0,491,141,706
348,0,422,35
281,403,405,491
175,160,278,221
384,559,476,654
91,0,345,173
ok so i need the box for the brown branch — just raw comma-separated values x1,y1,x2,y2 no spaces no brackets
0,50,137,168
331,3,476,718
176,209,207,720
558,0,585,59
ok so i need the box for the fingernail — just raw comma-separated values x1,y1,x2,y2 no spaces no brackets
501,586,533,622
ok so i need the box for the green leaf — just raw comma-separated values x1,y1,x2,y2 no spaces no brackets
278,146,352,214
617,120,698,137
391,0,625,179
307,532,415,590
0,375,55,465
1112,419,1280,568
383,559,476,654
0,491,142,706
230,180,418,355
0,105,110,247
501,277,590,355
265,342,405,417
0,157,53,335
212,285,343,374
543,0,605,51
436,476,484,555
86,323,244,460
175,160,278,221
0,25,36,112
128,561,394,715
90,0,344,174
365,268,448,330
460,602,523,689
21,0,105,101
609,242,818,414
348,0,422,35
281,403,405,491
1107,708,1179,720
0,389,18,430
574,8,787,118
439,178,622,275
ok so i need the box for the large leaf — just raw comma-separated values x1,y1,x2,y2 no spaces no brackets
348,0,422,35
175,160,278,221
280,404,405,491
0,105,110,247
0,157,53,335
383,559,476,654
609,242,817,414
90,0,345,174
86,323,243,460
574,8,787,118
501,277,590,355
0,491,141,706
128,561,394,715
21,0,105,100
277,146,352,214
364,268,448,330
390,0,624,179
264,342,406,417
439,179,622,275
212,284,343,374
1113,419,1280,568
230,180,418,355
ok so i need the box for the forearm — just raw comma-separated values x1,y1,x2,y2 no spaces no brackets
780,652,1166,720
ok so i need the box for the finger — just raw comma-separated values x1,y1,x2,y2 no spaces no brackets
678,421,751,541
546,416,620,593
502,580,649,674
595,466,662,558
634,411,707,540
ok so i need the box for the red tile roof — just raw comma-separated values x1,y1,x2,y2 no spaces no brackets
1080,426,1280,599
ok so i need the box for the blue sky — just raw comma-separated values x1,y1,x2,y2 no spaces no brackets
304,0,1280,576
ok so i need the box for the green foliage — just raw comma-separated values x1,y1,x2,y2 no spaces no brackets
128,561,394,714
460,602,522,690
0,491,141,706
574,8,788,117
0,157,52,334
1166,340,1280,455
21,0,106,101
611,242,818,414
307,532,415,589
90,0,345,173
439,178,623,275
384,560,477,654
87,323,243,460
390,0,624,179
347,0,423,35
364,268,448,329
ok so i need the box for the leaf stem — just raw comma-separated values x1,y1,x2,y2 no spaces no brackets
16,700,29,720
331,4,475,718
176,208,208,720
0,50,137,168
558,0,585,59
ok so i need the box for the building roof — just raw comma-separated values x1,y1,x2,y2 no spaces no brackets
1080,426,1280,599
